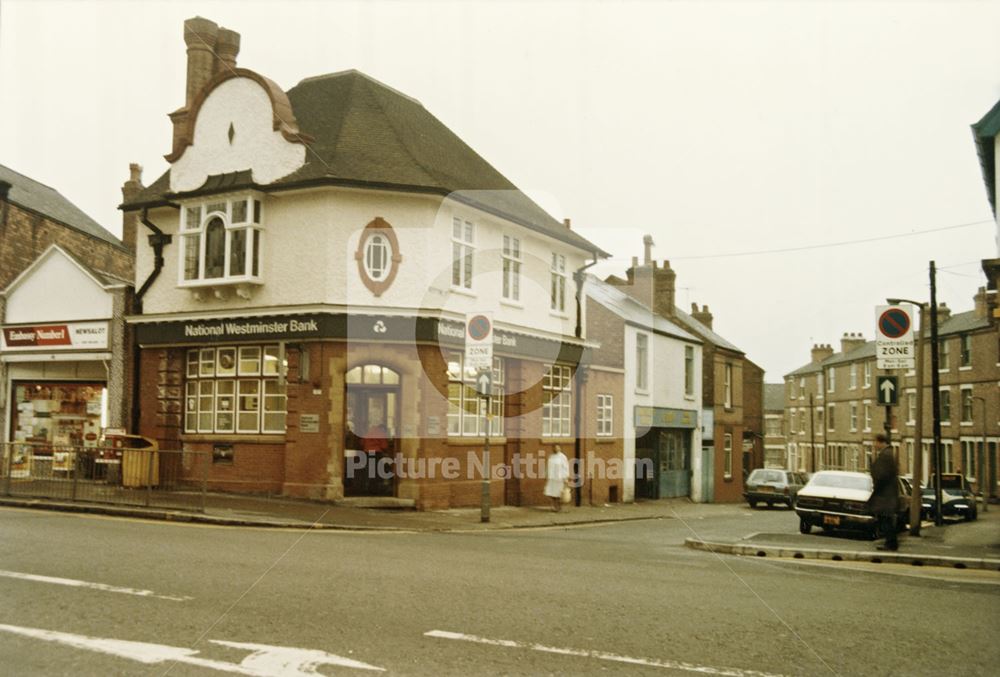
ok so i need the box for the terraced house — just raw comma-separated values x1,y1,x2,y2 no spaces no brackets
783,290,998,498
120,17,614,509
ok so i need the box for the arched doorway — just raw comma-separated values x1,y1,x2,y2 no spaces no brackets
344,364,400,497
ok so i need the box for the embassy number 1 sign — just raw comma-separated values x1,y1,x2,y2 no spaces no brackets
874,305,915,370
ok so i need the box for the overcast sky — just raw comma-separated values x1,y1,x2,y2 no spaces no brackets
1,0,997,379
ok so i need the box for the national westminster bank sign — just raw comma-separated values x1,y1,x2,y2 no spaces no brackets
133,312,583,363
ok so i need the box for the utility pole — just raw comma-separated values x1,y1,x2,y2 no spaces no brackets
911,304,926,534
974,396,988,513
929,261,944,526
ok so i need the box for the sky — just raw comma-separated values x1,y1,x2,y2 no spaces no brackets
1,0,997,379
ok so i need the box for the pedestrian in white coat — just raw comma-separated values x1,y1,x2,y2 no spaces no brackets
544,445,570,512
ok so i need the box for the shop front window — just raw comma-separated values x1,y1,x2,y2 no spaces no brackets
184,345,285,434
10,382,106,451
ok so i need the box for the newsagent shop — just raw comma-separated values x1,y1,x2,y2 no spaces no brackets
1,245,132,476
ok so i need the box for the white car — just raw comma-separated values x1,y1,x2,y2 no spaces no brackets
793,470,909,537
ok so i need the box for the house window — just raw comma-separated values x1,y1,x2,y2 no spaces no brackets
799,377,805,399
907,391,916,423
850,403,858,432
827,367,835,392
451,217,475,289
502,235,521,301
550,253,567,313
724,363,733,408
542,364,573,437
961,440,978,480
354,218,402,296
446,354,504,437
864,403,872,431
939,339,950,370
961,388,973,423
850,364,857,390
939,388,951,422
960,335,972,367
596,394,613,437
864,362,871,388
827,404,835,431
179,196,262,285
636,333,649,391
684,346,694,396
790,378,797,400
816,372,823,399
184,345,285,434
799,411,806,434
723,434,733,479
363,234,390,281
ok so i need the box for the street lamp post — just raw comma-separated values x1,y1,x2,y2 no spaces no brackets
887,297,927,536
973,396,989,513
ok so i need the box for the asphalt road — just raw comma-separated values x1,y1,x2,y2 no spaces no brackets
1,505,997,676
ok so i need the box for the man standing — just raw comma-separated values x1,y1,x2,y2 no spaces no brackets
869,433,900,551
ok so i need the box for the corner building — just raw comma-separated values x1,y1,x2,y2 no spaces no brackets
122,18,611,509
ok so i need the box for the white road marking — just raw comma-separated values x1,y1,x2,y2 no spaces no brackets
425,630,789,677
0,624,384,675
0,569,191,602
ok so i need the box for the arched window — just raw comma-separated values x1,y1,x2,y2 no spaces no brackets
345,364,400,385
204,217,226,279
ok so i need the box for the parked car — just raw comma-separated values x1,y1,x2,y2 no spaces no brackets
743,468,806,509
794,470,910,537
921,473,978,521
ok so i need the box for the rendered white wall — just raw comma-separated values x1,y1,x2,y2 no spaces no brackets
5,251,113,323
170,77,306,193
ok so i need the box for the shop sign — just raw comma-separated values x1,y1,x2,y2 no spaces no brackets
634,406,698,430
1,321,109,351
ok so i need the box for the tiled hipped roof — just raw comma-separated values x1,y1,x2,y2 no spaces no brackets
125,70,607,256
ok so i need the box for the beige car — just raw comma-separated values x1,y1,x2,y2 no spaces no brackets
794,470,910,537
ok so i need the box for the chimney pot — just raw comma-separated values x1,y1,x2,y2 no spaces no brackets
563,218,571,229
215,27,241,74
631,256,638,268
642,234,654,264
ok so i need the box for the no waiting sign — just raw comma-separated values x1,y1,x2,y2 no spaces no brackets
875,304,915,370
465,312,493,371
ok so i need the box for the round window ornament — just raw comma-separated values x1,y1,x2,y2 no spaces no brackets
354,217,402,296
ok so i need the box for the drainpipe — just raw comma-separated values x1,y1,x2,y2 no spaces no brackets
131,208,173,433
572,252,599,506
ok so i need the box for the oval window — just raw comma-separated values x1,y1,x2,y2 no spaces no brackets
354,218,402,296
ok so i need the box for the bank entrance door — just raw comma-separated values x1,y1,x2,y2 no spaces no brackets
344,365,400,497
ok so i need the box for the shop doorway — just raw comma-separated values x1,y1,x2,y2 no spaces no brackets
635,428,691,499
343,365,400,497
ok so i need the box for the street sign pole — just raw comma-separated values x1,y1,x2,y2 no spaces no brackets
481,394,491,524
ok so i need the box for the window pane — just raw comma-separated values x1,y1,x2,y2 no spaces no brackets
216,379,235,433
199,349,216,377
204,217,226,279
230,228,247,276
238,347,261,375
185,206,200,230
452,243,462,286
346,366,362,384
262,346,280,376
251,229,260,277
382,368,399,385
253,200,261,223
184,233,200,281
231,199,248,223
463,251,473,288
217,347,237,376
364,364,382,384
187,349,200,378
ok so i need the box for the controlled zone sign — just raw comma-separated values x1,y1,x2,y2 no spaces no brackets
875,305,915,370
464,312,494,372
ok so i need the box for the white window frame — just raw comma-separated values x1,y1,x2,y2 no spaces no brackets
850,402,858,432
501,235,521,302
959,334,972,368
863,402,872,432
850,364,857,390
827,366,835,392
960,387,973,424
635,333,649,392
596,394,613,437
906,389,916,424
178,194,263,287
184,344,285,435
939,339,950,370
684,346,695,396
451,217,475,290
363,233,391,282
542,364,573,437
798,376,805,400
816,372,824,400
550,253,567,314
724,363,733,408
723,434,733,479
827,403,835,431
940,387,951,424
446,354,504,437
864,362,872,388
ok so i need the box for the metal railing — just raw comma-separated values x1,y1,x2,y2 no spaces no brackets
1,442,209,513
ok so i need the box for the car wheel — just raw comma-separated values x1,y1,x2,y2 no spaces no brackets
799,519,811,534
965,509,976,522
766,502,773,509
748,500,757,509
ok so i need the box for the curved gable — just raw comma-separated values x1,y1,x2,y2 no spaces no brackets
168,68,309,193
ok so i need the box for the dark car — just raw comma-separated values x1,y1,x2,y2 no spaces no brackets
921,473,978,521
743,468,806,509
794,470,911,537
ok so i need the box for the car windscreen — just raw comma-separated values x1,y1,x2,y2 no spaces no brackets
748,470,784,483
809,474,872,491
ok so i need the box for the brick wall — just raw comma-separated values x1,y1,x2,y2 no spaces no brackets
0,200,132,290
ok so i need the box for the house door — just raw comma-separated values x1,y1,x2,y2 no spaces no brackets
344,365,400,497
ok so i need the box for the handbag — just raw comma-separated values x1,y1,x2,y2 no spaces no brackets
561,486,572,503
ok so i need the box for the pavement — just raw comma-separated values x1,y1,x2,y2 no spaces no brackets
1,491,998,571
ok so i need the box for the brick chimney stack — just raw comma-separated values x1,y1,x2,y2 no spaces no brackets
120,164,144,254
691,303,713,329
974,287,989,319
840,332,866,354
184,17,220,107
811,343,834,364
612,239,676,318
936,302,951,323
